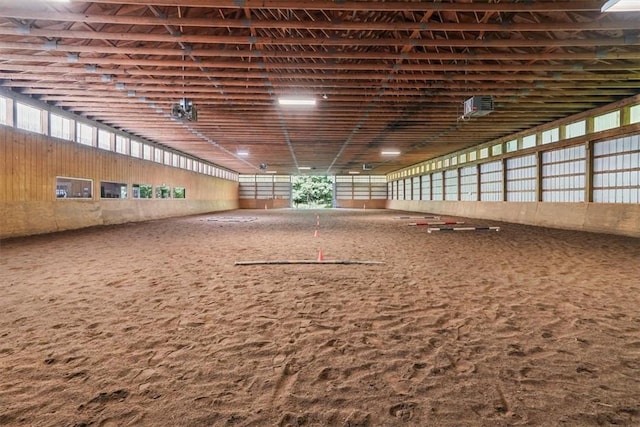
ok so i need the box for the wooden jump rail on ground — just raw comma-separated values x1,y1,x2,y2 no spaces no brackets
206,217,257,222
394,216,440,220
235,260,385,266
427,226,500,233
408,221,465,226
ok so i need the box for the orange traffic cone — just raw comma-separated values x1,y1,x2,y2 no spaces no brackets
314,229,319,238
363,203,366,210
264,204,268,210
317,250,324,262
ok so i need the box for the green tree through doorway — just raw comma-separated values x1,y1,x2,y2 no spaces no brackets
292,176,333,208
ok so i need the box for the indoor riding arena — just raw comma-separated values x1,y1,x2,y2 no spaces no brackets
1,2,640,427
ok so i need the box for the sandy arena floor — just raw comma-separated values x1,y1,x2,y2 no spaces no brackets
1,209,640,426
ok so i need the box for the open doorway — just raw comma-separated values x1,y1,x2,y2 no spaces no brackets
292,175,334,209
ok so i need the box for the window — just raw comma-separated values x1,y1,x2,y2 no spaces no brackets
98,129,112,150
431,172,444,200
522,134,536,149
173,187,186,199
460,166,478,201
491,144,503,156
155,148,163,163
506,155,537,202
541,128,559,145
468,151,477,162
631,105,640,124
505,139,518,153
479,147,489,159
0,96,10,125
594,111,620,132
480,161,503,201
50,114,73,141
76,122,95,146
115,135,129,154
56,177,92,199
155,185,171,198
143,144,153,161
130,140,141,158
16,102,43,133
444,169,459,201
593,136,640,204
100,181,127,199
132,184,153,199
541,146,586,203
565,120,586,139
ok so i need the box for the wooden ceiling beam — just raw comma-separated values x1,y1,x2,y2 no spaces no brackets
24,88,618,105
4,73,639,91
10,81,633,97
3,63,637,82
2,9,633,33
4,41,640,62
77,1,604,13
1,27,636,49
5,53,640,73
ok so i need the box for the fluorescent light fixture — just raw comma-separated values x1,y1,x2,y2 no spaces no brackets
278,98,316,106
298,166,311,170
266,170,277,174
237,150,249,156
381,150,401,156
348,171,360,175
601,0,640,11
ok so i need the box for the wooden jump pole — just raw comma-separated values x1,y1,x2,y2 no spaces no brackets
427,226,500,233
408,221,465,226
235,260,385,266
394,216,440,220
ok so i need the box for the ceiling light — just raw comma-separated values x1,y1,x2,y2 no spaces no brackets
348,171,360,175
298,166,312,170
278,98,316,106
601,0,640,11
266,170,277,174
237,150,249,156
381,150,401,156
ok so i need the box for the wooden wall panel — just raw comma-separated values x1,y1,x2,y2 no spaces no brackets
335,199,387,209
387,199,640,238
1,126,239,238
0,127,6,201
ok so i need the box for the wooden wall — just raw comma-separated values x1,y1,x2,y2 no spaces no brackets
0,126,239,239
239,198,291,209
335,199,387,209
387,200,640,238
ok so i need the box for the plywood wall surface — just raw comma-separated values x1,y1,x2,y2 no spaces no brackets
1,126,239,238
